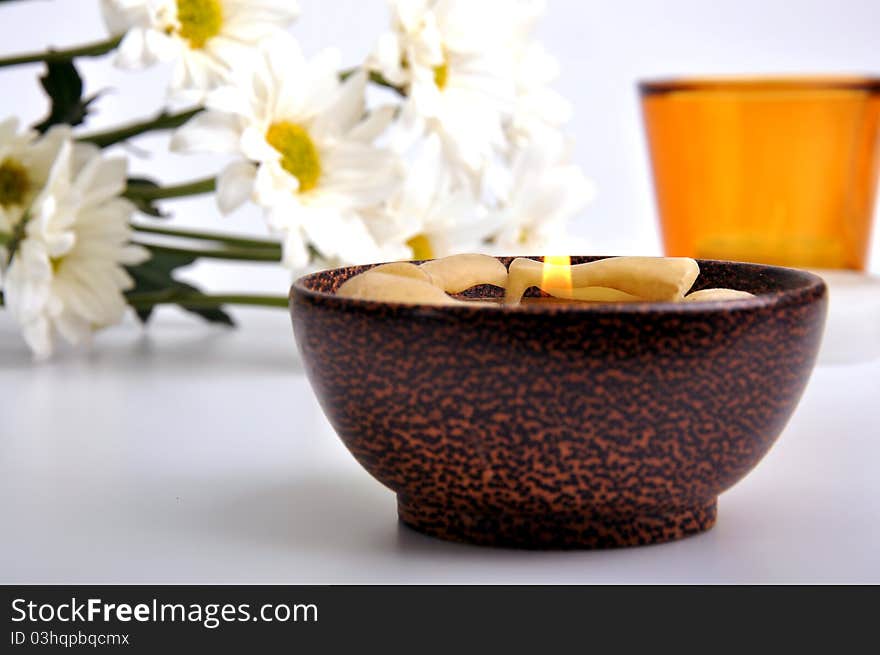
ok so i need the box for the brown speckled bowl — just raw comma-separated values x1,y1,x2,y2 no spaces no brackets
290,256,827,549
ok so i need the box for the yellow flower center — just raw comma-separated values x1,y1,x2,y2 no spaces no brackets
265,121,322,193
407,234,434,260
0,158,30,208
176,0,224,49
433,63,449,90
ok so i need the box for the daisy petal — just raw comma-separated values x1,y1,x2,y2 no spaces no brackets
171,111,242,154
217,161,257,214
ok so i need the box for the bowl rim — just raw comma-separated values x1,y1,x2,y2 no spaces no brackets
290,256,827,316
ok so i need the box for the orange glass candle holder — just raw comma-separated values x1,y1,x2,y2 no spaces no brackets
641,77,880,270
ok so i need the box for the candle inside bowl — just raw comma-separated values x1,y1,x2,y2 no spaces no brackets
335,254,753,306
504,256,702,305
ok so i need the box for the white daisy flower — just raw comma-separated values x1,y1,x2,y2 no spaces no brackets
473,0,572,148
171,33,402,268
0,120,69,288
366,135,492,260
370,0,520,180
100,0,300,96
509,41,573,148
0,118,67,245
2,130,149,360
489,135,594,253
100,0,152,36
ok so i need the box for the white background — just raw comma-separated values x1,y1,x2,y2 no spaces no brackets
1,0,878,296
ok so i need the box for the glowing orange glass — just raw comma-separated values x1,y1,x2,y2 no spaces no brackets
641,77,880,270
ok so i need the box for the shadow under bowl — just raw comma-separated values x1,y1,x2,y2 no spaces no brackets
290,256,827,549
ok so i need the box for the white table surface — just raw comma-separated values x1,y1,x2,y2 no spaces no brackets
2,307,879,584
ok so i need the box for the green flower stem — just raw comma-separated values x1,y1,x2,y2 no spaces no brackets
0,36,123,68
78,107,203,148
126,292,288,309
339,66,406,96
369,70,407,95
125,177,216,202
136,241,282,262
78,69,398,150
132,224,282,251
3,210,29,266
0,230,11,247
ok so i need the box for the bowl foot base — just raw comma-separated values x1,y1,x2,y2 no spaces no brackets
397,497,718,549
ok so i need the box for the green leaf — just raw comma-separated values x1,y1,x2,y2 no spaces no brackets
125,249,235,327
33,59,99,133
177,294,236,326
125,177,169,218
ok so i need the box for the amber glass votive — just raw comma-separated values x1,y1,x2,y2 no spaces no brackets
641,77,880,270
